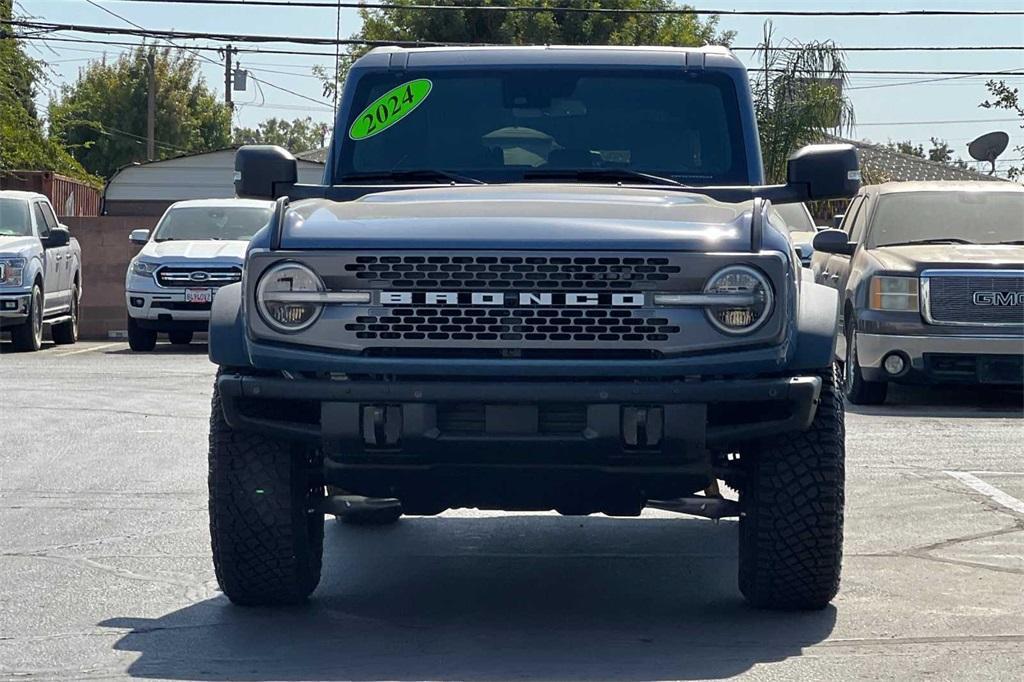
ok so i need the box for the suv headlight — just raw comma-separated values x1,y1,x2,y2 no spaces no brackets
256,262,326,332
869,275,919,311
702,265,774,334
131,259,159,277
0,257,26,287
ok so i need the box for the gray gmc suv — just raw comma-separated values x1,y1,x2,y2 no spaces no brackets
811,181,1024,404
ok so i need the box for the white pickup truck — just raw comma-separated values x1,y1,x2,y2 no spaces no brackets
0,190,81,352
124,199,273,351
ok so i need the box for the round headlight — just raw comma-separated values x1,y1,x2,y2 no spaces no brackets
256,262,324,332
703,265,774,334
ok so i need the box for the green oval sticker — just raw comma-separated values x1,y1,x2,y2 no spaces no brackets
348,79,433,141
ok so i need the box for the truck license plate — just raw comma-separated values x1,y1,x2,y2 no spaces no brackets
185,288,213,304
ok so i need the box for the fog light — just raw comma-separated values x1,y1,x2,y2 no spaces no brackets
883,353,906,376
1,300,16,310
130,297,145,307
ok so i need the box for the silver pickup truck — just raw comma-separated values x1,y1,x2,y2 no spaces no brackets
0,190,81,352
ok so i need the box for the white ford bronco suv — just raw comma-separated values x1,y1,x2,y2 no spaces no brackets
207,46,861,610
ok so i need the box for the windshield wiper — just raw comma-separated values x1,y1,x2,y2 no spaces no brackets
883,238,977,246
523,168,688,187
340,170,485,185
996,239,1024,245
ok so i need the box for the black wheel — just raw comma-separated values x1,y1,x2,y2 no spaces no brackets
127,315,157,352
168,330,194,345
843,318,887,405
10,284,43,352
51,285,79,345
738,364,845,611
209,379,324,606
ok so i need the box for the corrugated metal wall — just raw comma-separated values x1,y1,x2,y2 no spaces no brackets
0,171,101,216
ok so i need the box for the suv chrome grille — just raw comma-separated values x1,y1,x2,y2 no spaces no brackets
156,266,242,288
924,270,1024,327
341,255,680,290
345,307,681,343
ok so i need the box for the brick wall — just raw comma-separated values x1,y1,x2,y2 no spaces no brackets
64,216,155,339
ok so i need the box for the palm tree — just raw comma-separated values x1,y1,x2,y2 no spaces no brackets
753,23,855,183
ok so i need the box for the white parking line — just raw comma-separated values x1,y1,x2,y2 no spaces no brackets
944,471,1024,515
52,342,123,357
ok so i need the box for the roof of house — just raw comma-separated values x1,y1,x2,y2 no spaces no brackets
828,136,1005,184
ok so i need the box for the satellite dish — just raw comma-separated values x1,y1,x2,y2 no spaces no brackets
968,131,1009,175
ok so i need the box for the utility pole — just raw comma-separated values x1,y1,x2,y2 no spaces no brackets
224,44,236,112
146,52,156,161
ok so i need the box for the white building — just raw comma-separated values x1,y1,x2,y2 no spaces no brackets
103,147,324,216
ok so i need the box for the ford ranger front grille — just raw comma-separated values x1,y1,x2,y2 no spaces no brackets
346,307,681,343
923,270,1024,327
341,255,681,290
156,266,242,288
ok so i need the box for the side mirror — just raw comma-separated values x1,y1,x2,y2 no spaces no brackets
234,145,297,200
129,229,150,245
786,144,861,201
44,227,70,248
831,214,846,229
812,228,857,256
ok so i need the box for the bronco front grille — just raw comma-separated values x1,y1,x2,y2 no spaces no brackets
923,270,1024,327
345,307,681,343
156,266,242,288
339,255,681,290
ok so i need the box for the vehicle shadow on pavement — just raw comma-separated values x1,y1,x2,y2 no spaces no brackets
101,515,836,681
104,343,210,356
847,384,1024,418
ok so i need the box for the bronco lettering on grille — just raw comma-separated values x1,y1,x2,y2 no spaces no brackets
973,291,1024,306
379,291,646,307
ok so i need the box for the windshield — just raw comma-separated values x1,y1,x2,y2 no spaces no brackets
0,199,32,237
337,68,748,185
772,203,815,233
154,206,272,242
869,191,1024,247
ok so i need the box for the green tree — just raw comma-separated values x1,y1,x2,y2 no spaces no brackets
0,0,94,182
885,140,924,158
980,80,1023,180
753,24,854,183
49,47,231,178
316,0,734,99
233,117,330,152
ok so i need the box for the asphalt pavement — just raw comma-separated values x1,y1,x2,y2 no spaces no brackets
1,339,1022,681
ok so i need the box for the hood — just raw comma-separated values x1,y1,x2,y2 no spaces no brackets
0,235,39,255
279,185,754,252
868,244,1024,273
140,239,248,262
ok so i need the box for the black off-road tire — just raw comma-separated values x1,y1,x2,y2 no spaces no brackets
843,318,887,405
51,285,79,345
738,364,845,611
126,315,157,352
168,330,194,345
10,284,43,352
209,381,324,606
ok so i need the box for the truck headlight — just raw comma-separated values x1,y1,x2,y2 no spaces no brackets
0,257,26,286
869,276,919,311
131,259,159,277
256,262,325,332
702,265,773,334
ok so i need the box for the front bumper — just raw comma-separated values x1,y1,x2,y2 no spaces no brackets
856,332,1024,385
0,292,31,322
126,289,213,325
217,372,820,510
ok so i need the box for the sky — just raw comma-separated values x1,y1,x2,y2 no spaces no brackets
19,0,1024,174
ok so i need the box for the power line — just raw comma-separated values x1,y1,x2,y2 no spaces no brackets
854,117,1019,127
97,0,1024,17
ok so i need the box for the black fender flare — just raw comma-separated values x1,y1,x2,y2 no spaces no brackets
208,283,251,368
789,280,840,371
